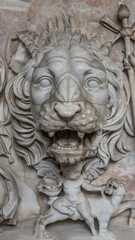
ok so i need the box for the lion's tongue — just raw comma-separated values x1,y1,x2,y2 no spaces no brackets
55,130,80,148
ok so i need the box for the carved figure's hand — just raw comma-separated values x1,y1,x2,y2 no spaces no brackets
123,54,135,70
62,204,76,216
83,159,105,182
101,185,106,198
123,57,131,70
129,54,135,68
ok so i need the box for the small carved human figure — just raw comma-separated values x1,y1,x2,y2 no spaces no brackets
35,161,105,239
35,168,135,240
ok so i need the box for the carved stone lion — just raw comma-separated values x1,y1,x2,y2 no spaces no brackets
5,15,134,179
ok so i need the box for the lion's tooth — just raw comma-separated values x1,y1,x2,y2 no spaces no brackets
69,158,75,164
79,145,83,151
48,131,55,137
77,132,85,139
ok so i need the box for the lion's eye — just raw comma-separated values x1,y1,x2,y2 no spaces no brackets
84,78,100,90
38,77,53,88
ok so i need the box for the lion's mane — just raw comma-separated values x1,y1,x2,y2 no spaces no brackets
5,15,134,173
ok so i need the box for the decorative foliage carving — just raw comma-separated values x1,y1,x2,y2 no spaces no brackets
0,57,12,163
0,165,20,225
0,56,20,226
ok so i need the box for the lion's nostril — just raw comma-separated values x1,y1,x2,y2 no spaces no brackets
54,102,81,121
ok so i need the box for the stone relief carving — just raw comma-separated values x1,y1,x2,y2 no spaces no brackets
5,16,134,173
0,165,20,225
0,2,134,240
101,4,135,129
0,57,12,163
0,57,20,226
35,173,135,239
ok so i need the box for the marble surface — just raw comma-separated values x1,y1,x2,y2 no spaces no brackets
0,217,135,240
0,0,134,229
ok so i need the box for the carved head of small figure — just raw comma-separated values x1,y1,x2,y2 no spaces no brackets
61,161,83,180
104,178,126,197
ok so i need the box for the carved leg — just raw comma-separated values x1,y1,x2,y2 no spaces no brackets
53,197,76,216
85,218,97,236
129,208,135,228
35,207,69,240
77,200,97,236
98,221,108,235
98,219,115,239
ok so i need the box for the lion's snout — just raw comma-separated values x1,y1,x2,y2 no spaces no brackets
39,100,98,133
54,102,81,121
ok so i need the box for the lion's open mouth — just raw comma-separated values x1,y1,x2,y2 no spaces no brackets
49,130,85,164
51,130,84,154
44,129,98,164
41,128,101,164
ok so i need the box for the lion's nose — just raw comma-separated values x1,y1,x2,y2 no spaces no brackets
54,102,81,121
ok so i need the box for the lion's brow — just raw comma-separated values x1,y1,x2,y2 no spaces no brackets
46,56,67,64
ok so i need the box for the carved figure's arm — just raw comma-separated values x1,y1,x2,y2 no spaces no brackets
82,181,105,193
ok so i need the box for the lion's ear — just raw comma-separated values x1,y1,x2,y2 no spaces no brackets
6,41,31,74
6,31,40,74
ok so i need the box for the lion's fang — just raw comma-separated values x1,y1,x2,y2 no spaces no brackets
77,132,85,139
48,131,55,137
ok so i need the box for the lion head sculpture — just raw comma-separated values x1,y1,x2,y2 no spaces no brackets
5,15,134,179
104,178,126,197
